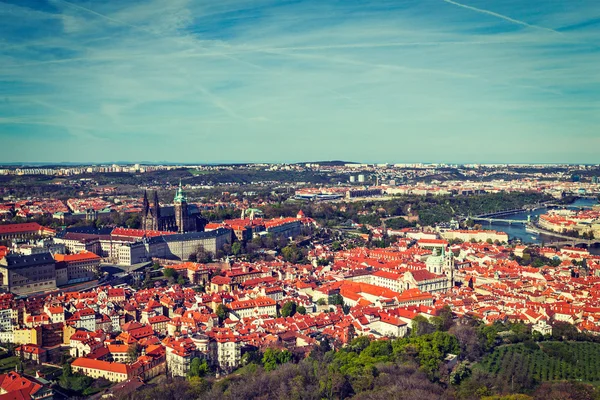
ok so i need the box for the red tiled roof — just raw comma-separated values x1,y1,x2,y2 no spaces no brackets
0,223,53,235
418,239,449,245
229,297,276,311
71,358,130,374
0,372,42,398
54,251,100,262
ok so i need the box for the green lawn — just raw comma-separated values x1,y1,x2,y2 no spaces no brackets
189,169,210,176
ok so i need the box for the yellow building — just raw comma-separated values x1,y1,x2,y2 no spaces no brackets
13,326,41,345
63,325,77,345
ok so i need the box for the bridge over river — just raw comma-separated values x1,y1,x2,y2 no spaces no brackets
471,217,528,225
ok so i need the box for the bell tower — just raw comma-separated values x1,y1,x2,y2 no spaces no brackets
442,247,455,288
174,180,188,233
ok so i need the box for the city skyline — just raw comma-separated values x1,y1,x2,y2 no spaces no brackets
1,0,599,164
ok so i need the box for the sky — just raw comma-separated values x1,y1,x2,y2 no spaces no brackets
1,0,599,164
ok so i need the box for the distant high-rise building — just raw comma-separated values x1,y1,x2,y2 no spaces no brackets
358,174,366,183
349,176,356,183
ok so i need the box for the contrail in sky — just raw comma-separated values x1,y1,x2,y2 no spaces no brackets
442,0,561,34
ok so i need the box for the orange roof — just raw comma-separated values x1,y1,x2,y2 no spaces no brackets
71,358,129,375
0,223,53,235
211,276,232,285
372,270,402,280
107,344,130,354
0,371,42,398
148,315,170,324
54,251,100,262
229,297,276,311
418,239,448,245
111,227,175,238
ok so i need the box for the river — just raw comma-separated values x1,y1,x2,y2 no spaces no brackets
484,198,599,254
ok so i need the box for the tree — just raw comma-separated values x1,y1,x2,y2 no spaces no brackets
63,363,72,377
317,298,327,306
317,257,331,266
125,214,141,229
262,348,292,372
297,305,306,315
188,357,209,378
437,306,454,331
342,303,351,315
411,315,436,336
142,273,153,289
163,268,176,279
552,321,578,341
216,304,229,322
177,276,186,286
280,301,297,318
241,350,263,366
329,294,344,306
231,242,242,256
196,247,213,263
281,244,304,263
128,343,141,361
450,362,472,385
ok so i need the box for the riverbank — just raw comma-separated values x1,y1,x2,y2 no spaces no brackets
484,198,598,249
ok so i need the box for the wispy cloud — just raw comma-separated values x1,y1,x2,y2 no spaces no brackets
0,0,598,164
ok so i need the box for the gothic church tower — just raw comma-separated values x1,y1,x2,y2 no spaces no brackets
174,180,189,233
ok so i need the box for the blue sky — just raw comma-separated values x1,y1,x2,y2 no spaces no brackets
1,0,599,164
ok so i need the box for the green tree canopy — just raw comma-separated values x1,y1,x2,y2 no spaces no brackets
163,268,176,279
215,304,229,322
280,301,297,318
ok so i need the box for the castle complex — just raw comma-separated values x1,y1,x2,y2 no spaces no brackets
141,181,200,233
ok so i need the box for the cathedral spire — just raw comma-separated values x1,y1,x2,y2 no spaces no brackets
153,191,160,219
174,179,187,203
142,190,149,214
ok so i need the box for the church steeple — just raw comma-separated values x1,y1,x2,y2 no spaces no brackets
142,190,149,215
174,179,187,204
174,180,189,233
153,191,161,219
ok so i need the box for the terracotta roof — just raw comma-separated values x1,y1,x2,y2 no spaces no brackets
72,358,130,374
54,251,100,262
0,223,53,235
0,372,43,398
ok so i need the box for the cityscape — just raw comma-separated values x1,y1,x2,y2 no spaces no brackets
2,0,600,400
0,162,599,399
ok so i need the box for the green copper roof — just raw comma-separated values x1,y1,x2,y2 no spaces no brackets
174,180,187,203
